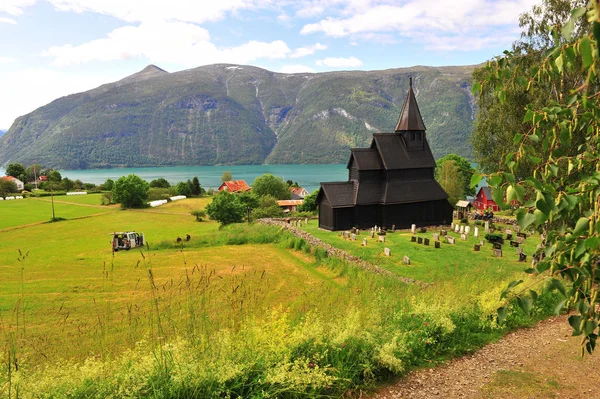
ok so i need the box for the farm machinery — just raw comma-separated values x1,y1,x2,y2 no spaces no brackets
111,231,145,251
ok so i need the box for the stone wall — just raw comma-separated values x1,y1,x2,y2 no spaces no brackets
257,218,424,286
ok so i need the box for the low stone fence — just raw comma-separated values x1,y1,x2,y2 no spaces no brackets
466,213,517,226
257,218,424,286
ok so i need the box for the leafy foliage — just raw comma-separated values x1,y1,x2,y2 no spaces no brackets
0,179,17,197
111,174,150,209
149,178,171,188
5,163,25,180
435,160,464,205
206,191,245,225
474,1,600,354
221,171,232,183
251,173,291,200
298,189,318,213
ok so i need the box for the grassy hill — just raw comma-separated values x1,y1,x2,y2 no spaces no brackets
0,64,475,169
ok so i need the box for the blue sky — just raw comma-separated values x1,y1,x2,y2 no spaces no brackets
0,0,539,130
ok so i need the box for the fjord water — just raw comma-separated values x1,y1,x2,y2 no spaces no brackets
1,164,347,193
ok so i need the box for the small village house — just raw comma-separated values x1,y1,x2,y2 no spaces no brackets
455,199,473,219
1,176,24,191
217,180,251,193
474,186,499,211
290,187,309,199
277,199,304,213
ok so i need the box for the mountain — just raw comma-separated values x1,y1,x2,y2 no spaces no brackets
0,130,5,138
0,64,476,169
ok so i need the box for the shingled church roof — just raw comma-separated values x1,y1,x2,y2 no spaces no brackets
370,134,436,170
394,77,426,132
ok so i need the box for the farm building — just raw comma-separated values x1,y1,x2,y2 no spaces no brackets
474,186,499,211
290,187,309,199
316,78,453,231
277,199,304,213
1,176,24,191
217,180,251,193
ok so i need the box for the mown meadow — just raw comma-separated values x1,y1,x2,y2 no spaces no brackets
0,197,560,398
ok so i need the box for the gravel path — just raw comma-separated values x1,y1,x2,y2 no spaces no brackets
372,315,600,399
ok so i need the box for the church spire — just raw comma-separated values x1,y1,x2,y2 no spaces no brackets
394,77,426,132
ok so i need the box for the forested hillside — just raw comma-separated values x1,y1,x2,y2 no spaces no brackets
0,64,475,169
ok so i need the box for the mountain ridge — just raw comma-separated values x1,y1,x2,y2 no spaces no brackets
0,63,476,169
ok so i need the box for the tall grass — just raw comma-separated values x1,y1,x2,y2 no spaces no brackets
0,225,562,398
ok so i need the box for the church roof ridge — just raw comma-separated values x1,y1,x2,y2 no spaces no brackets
394,77,426,132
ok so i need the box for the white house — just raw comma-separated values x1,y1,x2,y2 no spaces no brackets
1,176,24,191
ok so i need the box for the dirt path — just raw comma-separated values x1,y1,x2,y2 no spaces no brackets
372,315,600,399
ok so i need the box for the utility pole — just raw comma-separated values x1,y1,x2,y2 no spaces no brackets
50,180,55,220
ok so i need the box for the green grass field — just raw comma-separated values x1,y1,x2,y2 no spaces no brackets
0,200,559,398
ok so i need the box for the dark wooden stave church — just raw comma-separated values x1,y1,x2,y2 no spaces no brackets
316,78,453,231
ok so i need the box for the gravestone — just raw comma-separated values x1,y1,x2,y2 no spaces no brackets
461,234,467,241
494,249,503,257
434,241,440,249
505,229,513,235
455,225,460,233
411,236,416,242
474,244,480,251
515,236,525,244
370,230,375,239
485,221,490,233
411,224,416,234
506,233,513,240
379,235,386,243
420,227,427,233
459,225,465,234
465,226,470,235
432,233,439,241
403,255,410,265
493,242,503,250
351,233,356,241
519,253,527,262
515,247,523,254
392,224,396,232
384,247,391,257
474,227,479,238
424,238,430,246
510,241,519,247
417,237,423,244
356,229,360,235
446,236,455,245
517,232,528,239
363,238,368,246
451,222,455,229
440,230,447,236
480,240,485,246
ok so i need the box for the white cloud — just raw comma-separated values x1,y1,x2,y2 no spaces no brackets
0,56,17,63
290,42,327,58
279,64,315,73
316,56,362,67
42,20,291,67
0,17,17,24
300,0,539,51
0,68,121,129
0,0,36,16
47,0,275,24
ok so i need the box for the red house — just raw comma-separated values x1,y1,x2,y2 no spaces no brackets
217,180,251,193
474,186,499,211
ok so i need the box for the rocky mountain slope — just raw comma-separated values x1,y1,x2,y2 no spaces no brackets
0,64,476,169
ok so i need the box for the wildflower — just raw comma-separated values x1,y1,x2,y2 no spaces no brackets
423,321,428,326
341,343,346,348
309,362,315,368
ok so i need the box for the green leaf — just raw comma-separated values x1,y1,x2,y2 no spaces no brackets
529,290,538,301
498,90,506,103
497,307,508,324
472,81,481,95
560,126,572,147
523,109,534,122
506,185,516,203
514,184,525,201
580,36,593,69
561,19,574,41
548,164,559,177
573,217,589,236
594,22,600,51
507,279,523,290
517,296,533,315
516,209,536,230
554,299,566,314
564,195,578,211
551,279,566,296
555,54,564,73
583,320,597,336
534,209,547,225
470,173,483,189
569,315,583,335
491,187,507,208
